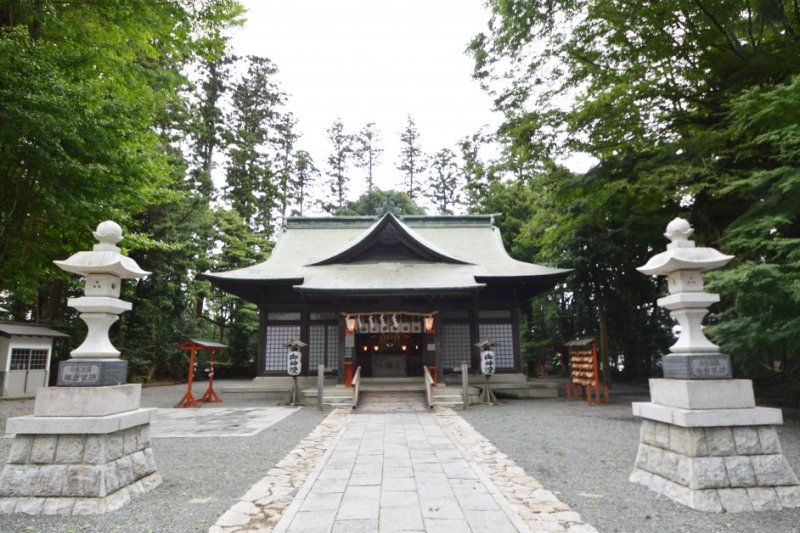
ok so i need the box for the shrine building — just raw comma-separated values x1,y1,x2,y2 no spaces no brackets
203,212,569,384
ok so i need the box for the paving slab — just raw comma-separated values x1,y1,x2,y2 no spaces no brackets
149,407,300,437
212,399,597,532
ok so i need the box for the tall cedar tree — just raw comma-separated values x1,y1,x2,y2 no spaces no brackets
224,56,286,236
291,150,319,215
396,116,426,200
324,119,354,212
354,122,383,191
426,148,461,214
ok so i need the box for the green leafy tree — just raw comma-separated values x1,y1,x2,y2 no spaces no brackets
426,148,461,214
273,112,300,224
337,189,426,217
354,122,383,191
397,115,427,200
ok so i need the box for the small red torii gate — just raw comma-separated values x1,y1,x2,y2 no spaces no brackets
175,339,228,408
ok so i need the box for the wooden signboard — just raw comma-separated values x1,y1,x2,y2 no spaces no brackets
565,338,608,405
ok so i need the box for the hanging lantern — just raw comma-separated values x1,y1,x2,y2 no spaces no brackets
423,315,435,333
285,340,307,377
345,316,357,332
476,339,496,375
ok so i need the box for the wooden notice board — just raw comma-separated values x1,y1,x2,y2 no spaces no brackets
565,338,608,405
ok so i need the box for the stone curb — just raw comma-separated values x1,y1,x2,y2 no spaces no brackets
209,409,351,532
434,407,598,533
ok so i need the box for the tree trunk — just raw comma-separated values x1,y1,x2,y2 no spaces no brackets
597,296,612,388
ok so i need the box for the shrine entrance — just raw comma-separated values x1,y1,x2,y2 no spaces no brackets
354,331,424,378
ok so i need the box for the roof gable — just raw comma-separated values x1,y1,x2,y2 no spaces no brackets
309,213,471,266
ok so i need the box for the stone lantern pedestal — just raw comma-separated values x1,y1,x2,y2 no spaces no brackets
0,222,161,515
630,219,799,512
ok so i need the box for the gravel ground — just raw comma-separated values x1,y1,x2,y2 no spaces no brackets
0,381,328,533
461,389,800,533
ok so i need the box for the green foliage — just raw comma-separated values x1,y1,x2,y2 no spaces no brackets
354,122,383,191
324,118,354,213
469,1,800,381
426,149,461,214
396,115,427,201
337,189,426,217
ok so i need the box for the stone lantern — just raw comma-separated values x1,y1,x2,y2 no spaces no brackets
53,220,150,385
630,217,799,512
0,221,161,515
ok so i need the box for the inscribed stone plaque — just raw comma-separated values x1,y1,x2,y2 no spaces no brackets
662,354,732,380
58,359,128,386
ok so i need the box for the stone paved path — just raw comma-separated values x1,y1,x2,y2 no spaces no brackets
357,391,428,413
212,398,597,533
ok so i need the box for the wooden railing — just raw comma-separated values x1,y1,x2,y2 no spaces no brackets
351,366,362,409
424,365,435,409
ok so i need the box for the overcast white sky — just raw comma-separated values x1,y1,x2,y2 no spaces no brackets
230,0,502,206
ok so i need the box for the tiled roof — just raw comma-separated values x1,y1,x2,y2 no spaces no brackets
203,213,569,293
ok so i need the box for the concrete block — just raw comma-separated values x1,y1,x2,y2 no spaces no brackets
30,435,57,463
649,379,755,409
6,409,155,435
14,497,44,515
732,427,761,455
0,465,38,496
674,455,691,486
140,472,162,493
35,465,67,496
632,402,783,427
72,497,103,515
723,456,755,487
55,435,85,463
640,420,656,446
130,451,149,479
115,455,134,487
84,435,107,464
775,486,800,508
688,489,724,512
717,488,753,512
646,447,663,476
705,427,735,456
747,487,781,511
757,427,782,454
143,448,157,473
654,423,670,448
634,444,649,469
64,465,104,497
33,384,141,417
42,497,75,515
104,487,131,512
751,455,799,486
102,463,120,494
107,431,124,460
123,428,138,455
660,450,680,482
690,457,728,489
0,497,17,513
8,435,33,464
137,425,151,448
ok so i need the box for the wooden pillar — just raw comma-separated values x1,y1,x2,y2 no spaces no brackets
511,306,522,373
300,310,310,377
469,300,479,374
256,305,267,377
337,315,346,385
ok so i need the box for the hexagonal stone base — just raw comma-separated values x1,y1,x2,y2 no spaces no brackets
630,419,800,512
0,423,160,515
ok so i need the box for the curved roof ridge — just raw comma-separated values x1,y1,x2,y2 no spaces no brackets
308,212,472,266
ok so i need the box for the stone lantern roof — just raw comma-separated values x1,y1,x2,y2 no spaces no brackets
53,221,150,279
637,218,733,275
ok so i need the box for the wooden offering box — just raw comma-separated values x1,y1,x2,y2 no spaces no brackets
565,338,608,405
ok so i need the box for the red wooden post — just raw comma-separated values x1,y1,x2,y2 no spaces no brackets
176,347,199,408
200,348,221,403
344,360,354,388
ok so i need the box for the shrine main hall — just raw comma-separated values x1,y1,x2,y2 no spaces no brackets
204,212,569,384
